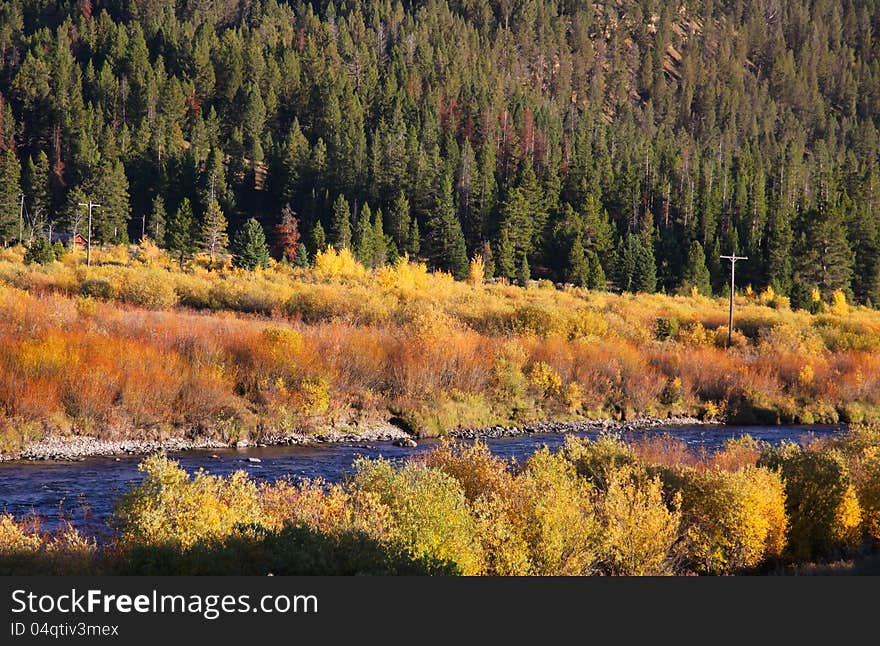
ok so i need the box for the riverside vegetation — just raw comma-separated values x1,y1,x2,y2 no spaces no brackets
1,426,880,575
0,245,879,455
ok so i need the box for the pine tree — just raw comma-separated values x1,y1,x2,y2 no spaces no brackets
681,240,712,295
587,250,606,289
330,194,352,249
294,242,309,268
24,233,55,265
566,231,589,286
310,220,327,254
167,198,195,267
517,252,530,286
200,198,229,263
767,207,794,293
353,202,375,266
149,196,167,246
796,206,855,298
387,191,411,251
233,218,270,270
0,146,22,245
406,217,421,257
24,151,50,238
634,236,657,293
426,174,469,279
615,234,657,293
494,228,516,280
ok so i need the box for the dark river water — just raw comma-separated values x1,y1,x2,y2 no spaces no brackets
0,424,844,538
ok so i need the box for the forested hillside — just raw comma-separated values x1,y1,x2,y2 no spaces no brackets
1,0,879,304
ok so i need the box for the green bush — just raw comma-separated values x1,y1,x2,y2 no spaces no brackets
23,235,55,266
654,317,680,341
80,277,116,299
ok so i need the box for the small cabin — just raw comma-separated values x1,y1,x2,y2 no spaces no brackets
48,232,88,250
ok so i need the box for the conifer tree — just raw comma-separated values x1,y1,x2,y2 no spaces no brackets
354,202,375,266
274,204,302,262
310,220,327,254
494,228,516,280
681,240,712,295
233,218,270,270
330,194,352,250
426,174,468,279
149,195,166,246
372,207,388,267
406,217,421,257
167,198,195,267
294,242,309,268
0,146,22,245
201,198,229,263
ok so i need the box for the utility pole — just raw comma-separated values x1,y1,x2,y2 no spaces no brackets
720,254,747,348
78,201,101,266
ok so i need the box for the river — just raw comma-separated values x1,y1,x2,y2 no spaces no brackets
0,424,844,538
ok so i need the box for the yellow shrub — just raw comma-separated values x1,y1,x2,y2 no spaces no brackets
599,466,681,575
113,455,263,549
511,448,602,575
0,514,41,554
118,269,178,310
528,361,563,399
830,290,849,316
313,247,368,282
672,466,787,574
353,459,483,575
468,256,485,286
298,377,331,416
759,445,863,561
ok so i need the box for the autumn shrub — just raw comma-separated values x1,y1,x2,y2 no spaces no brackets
563,433,637,489
510,448,603,574
0,515,96,575
352,458,483,574
113,455,263,549
759,443,863,561
419,440,513,502
829,423,880,541
80,276,116,300
668,465,787,574
118,269,179,310
598,466,682,575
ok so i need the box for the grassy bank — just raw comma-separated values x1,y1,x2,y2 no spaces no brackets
2,425,879,575
1,245,880,453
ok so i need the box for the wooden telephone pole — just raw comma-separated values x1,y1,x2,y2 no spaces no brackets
78,201,101,266
720,254,747,348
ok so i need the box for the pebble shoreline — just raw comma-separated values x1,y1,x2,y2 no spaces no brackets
2,416,706,463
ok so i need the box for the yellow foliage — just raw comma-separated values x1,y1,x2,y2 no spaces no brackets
673,466,787,574
528,361,563,399
353,458,483,575
313,247,369,281
830,290,849,316
113,455,262,549
599,467,682,575
797,364,815,388
468,256,485,286
0,514,41,554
